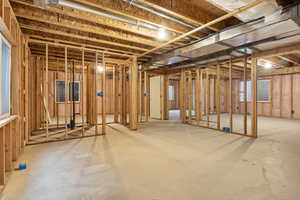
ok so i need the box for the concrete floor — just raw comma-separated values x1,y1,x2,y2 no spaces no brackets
1,117,300,200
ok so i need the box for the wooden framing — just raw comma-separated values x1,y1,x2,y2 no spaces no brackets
229,59,233,133
102,53,106,135
216,64,221,130
251,57,258,138
243,57,248,135
195,68,201,122
129,56,138,130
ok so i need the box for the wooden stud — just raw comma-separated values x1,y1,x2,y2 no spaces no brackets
229,59,233,133
216,63,221,130
5,124,12,172
180,70,186,122
206,72,210,127
113,65,119,123
161,74,169,120
0,127,5,185
95,52,98,135
102,53,106,134
251,57,258,138
81,49,84,135
243,57,248,135
129,56,138,130
144,71,149,122
188,71,192,121
45,44,49,138
291,74,294,119
195,68,201,122
64,47,68,137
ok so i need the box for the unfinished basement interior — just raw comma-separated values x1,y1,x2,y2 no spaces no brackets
0,0,300,199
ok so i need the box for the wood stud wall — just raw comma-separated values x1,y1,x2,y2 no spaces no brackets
0,0,27,188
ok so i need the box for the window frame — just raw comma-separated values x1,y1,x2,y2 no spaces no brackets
55,80,81,103
168,85,175,101
239,79,271,103
0,33,11,120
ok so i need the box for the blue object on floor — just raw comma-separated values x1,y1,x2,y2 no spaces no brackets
223,127,230,132
97,91,103,97
67,124,71,128
16,163,27,170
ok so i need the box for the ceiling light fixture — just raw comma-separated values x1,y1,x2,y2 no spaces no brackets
97,65,104,73
264,62,273,69
157,28,167,41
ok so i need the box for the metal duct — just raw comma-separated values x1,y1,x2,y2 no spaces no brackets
147,2,300,69
123,0,213,35
48,0,158,31
205,0,279,22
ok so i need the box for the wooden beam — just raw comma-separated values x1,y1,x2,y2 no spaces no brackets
20,24,150,52
253,42,300,58
11,1,162,47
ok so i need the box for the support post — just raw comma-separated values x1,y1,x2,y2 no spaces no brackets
180,70,186,122
216,63,221,130
95,52,98,135
188,71,192,122
195,68,201,122
243,57,248,135
162,74,169,120
45,44,49,138
229,59,233,133
113,65,119,123
144,71,149,122
102,54,106,134
129,56,138,130
64,47,68,137
251,57,258,138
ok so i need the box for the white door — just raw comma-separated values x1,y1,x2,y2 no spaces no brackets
150,76,161,119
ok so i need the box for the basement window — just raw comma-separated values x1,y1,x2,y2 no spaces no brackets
55,80,80,103
55,80,66,103
0,33,11,119
69,81,80,102
240,80,270,102
168,85,175,101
